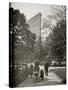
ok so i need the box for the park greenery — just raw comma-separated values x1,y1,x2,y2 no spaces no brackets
9,6,66,66
42,6,66,63
9,7,36,65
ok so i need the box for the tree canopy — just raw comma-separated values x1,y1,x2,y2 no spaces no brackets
42,6,66,63
9,7,36,64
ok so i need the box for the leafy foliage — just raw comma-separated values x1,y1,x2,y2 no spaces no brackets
9,7,36,64
41,6,66,62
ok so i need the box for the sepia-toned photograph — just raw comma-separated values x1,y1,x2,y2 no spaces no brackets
9,2,66,87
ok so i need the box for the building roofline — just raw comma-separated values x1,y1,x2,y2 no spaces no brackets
27,12,42,23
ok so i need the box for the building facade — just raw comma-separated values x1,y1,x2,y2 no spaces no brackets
27,13,41,40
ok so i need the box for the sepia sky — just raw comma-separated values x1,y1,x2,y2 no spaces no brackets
11,2,56,20
11,3,64,41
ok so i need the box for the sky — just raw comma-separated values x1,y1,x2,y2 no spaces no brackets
11,3,63,41
11,2,54,20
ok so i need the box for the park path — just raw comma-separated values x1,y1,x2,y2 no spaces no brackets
18,71,62,87
48,71,62,84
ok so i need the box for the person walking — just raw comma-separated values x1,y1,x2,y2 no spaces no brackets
33,61,40,80
44,61,49,76
30,64,34,78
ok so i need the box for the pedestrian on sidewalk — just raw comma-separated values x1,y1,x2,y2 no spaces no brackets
33,61,40,80
44,61,49,76
30,64,34,78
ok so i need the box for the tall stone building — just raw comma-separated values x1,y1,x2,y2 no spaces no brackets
27,13,41,40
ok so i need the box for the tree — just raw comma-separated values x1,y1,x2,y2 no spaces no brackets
9,7,37,86
42,5,66,63
9,7,36,64
50,19,66,62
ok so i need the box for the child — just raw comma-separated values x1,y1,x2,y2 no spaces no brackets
39,69,44,80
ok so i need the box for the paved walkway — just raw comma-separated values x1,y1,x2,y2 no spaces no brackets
48,71,62,84
18,71,62,87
